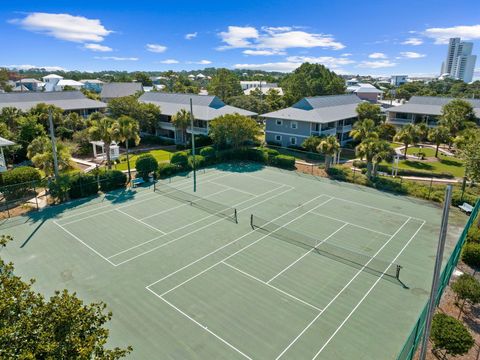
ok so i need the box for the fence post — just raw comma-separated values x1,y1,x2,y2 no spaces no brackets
33,182,39,211
427,177,433,199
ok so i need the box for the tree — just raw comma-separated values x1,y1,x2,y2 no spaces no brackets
280,63,345,105
209,114,260,149
355,139,379,179
171,109,191,144
394,124,419,158
134,72,153,86
15,115,47,160
27,136,73,176
28,103,64,128
431,313,474,357
428,126,451,157
456,129,480,183
377,123,397,141
416,122,429,143
302,136,322,152
317,135,339,171
371,140,395,177
135,153,158,181
439,99,477,144
113,116,140,181
89,117,117,169
349,119,378,142
264,88,286,112
207,68,242,101
226,95,270,115
0,240,132,359
107,96,161,133
451,273,480,317
356,102,383,124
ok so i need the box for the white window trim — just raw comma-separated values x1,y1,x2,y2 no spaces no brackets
291,121,298,129
276,119,283,126
275,135,282,141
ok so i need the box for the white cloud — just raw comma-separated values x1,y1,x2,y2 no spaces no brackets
9,12,112,43
357,60,397,68
424,24,480,44
286,56,355,68
368,52,387,59
233,62,301,72
185,32,198,40
399,51,426,59
94,56,138,61
243,49,285,56
341,53,352,56
146,44,167,53
401,37,423,46
3,64,67,71
83,43,112,52
218,25,344,51
196,60,212,65
160,59,179,64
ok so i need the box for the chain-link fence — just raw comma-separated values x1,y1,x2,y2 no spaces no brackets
0,179,46,219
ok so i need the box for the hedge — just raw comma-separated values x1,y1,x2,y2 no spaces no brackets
68,174,98,199
157,163,181,178
135,154,159,181
353,160,454,179
189,155,205,169
1,166,41,186
170,151,189,169
98,170,127,192
462,243,480,268
271,154,295,169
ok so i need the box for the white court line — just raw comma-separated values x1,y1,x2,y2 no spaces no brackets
274,217,412,360
59,172,229,225
146,288,253,360
222,261,322,312
310,211,393,237
140,188,230,220
311,220,426,359
155,195,332,297
53,220,116,266
242,172,287,187
145,186,300,287
114,185,292,266
333,196,426,222
107,187,261,260
208,180,257,197
266,223,349,284
115,208,167,235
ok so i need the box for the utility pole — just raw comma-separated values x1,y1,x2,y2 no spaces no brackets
190,98,196,192
419,185,452,360
48,108,59,179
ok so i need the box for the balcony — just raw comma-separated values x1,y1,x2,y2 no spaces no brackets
388,118,414,125
337,124,352,133
320,128,337,136
158,122,176,131
186,126,208,135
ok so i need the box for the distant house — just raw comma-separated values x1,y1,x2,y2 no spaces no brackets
346,83,383,103
42,74,84,92
386,96,480,127
80,79,104,93
100,82,144,102
14,78,44,92
391,75,408,87
261,94,362,147
139,92,257,144
0,91,107,117
244,86,284,96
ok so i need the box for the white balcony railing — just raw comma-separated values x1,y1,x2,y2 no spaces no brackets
158,122,176,130
186,127,208,135
338,124,352,133
320,128,337,136
388,118,414,125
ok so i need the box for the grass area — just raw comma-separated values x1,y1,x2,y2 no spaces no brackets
405,146,438,157
381,157,465,177
112,149,172,171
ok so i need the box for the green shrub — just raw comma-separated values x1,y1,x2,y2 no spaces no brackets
98,170,127,192
157,163,180,178
188,155,205,169
188,135,212,148
265,140,282,147
140,135,174,146
2,166,41,186
451,191,478,207
68,174,98,199
467,225,480,243
451,273,480,306
462,243,480,268
48,175,71,203
170,151,189,169
199,146,217,164
135,154,159,181
431,313,474,356
246,148,267,163
272,155,295,169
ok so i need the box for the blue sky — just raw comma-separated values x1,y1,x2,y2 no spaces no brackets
1,0,480,77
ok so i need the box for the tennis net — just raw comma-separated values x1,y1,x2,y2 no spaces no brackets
154,183,238,223
250,214,402,280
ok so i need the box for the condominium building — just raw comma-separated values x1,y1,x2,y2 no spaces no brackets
440,38,477,83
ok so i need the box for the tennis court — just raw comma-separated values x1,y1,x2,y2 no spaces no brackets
0,163,460,359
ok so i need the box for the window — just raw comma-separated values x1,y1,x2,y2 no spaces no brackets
291,121,298,129
290,137,297,145
275,135,282,141
276,119,283,126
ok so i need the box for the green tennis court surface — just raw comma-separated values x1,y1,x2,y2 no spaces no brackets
0,163,462,359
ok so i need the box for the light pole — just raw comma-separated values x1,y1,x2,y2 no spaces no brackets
48,108,59,179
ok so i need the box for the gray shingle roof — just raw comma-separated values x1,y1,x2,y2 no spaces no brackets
386,96,480,117
261,94,361,123
100,82,143,99
0,91,107,112
139,92,257,120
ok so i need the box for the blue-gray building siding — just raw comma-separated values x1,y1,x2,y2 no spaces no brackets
265,118,311,147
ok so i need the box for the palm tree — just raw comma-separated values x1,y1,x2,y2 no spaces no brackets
355,139,378,179
372,140,395,177
27,136,73,176
317,135,340,171
88,117,116,169
113,116,140,181
349,119,378,142
171,109,191,144
428,126,451,158
394,124,419,158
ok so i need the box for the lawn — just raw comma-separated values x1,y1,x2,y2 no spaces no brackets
381,157,465,177
113,149,172,171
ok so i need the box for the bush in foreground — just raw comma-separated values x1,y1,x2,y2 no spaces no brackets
157,163,181,178
1,166,41,186
99,170,127,192
135,154,158,181
170,151,189,169
462,243,480,268
271,154,295,169
68,174,98,199
431,313,474,357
